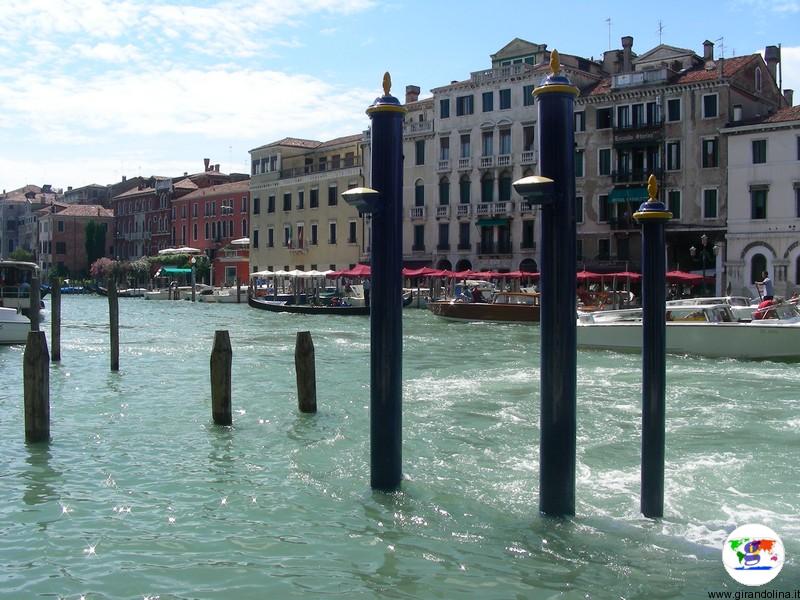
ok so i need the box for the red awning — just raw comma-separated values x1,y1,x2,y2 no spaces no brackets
402,266,440,278
328,264,371,278
576,270,603,282
666,270,704,283
608,271,642,281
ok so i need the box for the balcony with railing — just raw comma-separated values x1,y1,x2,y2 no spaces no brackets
477,201,514,217
436,205,450,219
437,159,450,172
404,120,434,137
611,168,663,184
520,149,538,165
612,118,665,145
458,157,472,170
278,157,362,181
476,241,513,256
479,156,494,169
519,202,536,215
611,67,669,90
470,63,532,85
409,206,427,220
496,154,511,167
456,204,472,218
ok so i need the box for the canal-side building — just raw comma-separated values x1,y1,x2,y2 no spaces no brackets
62,183,110,208
723,103,800,298
0,185,60,259
401,39,604,273
248,135,367,273
37,204,114,276
172,178,251,285
111,176,169,260
576,38,786,275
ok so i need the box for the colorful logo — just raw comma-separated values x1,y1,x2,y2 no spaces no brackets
722,524,784,586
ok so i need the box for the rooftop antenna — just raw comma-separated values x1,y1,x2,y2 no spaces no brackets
657,20,664,45
715,36,724,58
605,17,612,50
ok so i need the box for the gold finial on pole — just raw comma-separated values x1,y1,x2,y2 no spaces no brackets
550,49,561,75
382,72,391,96
647,174,658,202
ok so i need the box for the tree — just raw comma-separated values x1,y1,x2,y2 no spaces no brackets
9,247,34,262
84,221,107,272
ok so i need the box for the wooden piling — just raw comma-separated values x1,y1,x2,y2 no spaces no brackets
50,276,61,362
294,331,317,413
210,330,232,425
29,276,41,332
236,278,241,304
108,277,119,371
24,331,50,443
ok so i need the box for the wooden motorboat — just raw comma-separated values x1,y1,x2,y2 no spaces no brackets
248,295,369,316
0,307,30,345
427,291,540,323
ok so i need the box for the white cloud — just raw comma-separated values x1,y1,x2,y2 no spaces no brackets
72,43,144,63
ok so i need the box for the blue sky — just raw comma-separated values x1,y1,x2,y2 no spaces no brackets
0,0,797,193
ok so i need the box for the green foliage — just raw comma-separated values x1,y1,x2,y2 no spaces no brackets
9,247,34,262
84,221,107,271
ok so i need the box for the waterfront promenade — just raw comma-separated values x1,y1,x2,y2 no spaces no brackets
1,296,798,598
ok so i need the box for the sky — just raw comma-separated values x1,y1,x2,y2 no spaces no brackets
0,0,798,193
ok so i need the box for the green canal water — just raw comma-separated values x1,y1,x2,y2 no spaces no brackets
0,296,798,599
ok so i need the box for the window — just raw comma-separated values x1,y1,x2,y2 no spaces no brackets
267,195,275,213
205,222,210,240
57,220,64,232
702,93,718,119
667,98,681,122
752,139,767,164
460,134,471,158
598,238,610,260
456,95,474,116
283,193,292,211
523,126,535,151
703,188,718,219
193,203,198,217
575,150,585,177
193,223,198,240
702,138,719,168
438,223,449,249
631,103,644,127
310,188,319,208
252,229,260,248
440,137,449,161
576,196,583,224
598,148,611,176
499,174,512,202
499,129,511,155
482,91,493,112
311,223,318,245
667,190,681,220
482,131,493,156
521,220,535,248
328,221,337,244
415,180,425,207
348,220,357,243
459,177,470,204
596,107,612,129
574,111,585,132
481,176,493,203
667,141,681,171
242,219,248,236
499,88,511,110
55,241,66,254
328,185,338,206
440,98,450,118
750,186,768,219
616,105,630,128
523,85,535,107
646,101,659,125
242,196,248,213
412,224,425,250
415,139,425,166
283,225,291,247
439,179,449,205
458,222,470,249
598,194,610,223
266,227,273,247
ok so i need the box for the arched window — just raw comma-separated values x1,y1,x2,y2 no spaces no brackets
414,179,425,207
755,67,762,92
436,259,452,271
242,218,248,236
499,171,512,202
481,174,493,203
439,178,450,205
751,253,767,283
459,176,471,204
455,259,472,271
519,258,538,272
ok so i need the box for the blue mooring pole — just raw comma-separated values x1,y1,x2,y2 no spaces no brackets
366,73,405,491
633,175,672,518
533,51,579,516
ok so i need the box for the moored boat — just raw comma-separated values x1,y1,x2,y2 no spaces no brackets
0,306,30,344
427,291,540,323
248,295,369,315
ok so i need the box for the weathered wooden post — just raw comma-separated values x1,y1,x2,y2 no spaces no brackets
210,330,232,425
29,276,41,332
107,277,119,371
191,257,197,302
513,50,578,516
24,331,50,443
294,331,317,413
633,175,672,518
236,278,242,304
50,275,61,362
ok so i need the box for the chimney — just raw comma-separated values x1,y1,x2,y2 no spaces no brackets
703,40,714,63
621,36,633,73
733,105,742,122
784,89,794,106
214,164,220,172
764,45,780,80
204,158,211,171
405,85,420,104
67,186,73,192
42,184,52,193
122,175,126,182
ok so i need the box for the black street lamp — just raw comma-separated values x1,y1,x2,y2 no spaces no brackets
689,234,719,296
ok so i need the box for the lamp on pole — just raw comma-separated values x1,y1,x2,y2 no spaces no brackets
689,234,719,296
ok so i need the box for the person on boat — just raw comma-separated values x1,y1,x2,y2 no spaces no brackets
471,286,484,303
755,271,774,301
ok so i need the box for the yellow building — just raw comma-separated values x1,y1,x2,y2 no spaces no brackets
248,135,367,273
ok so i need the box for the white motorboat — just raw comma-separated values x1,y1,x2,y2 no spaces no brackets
666,296,756,321
197,287,248,303
577,303,800,361
0,307,30,345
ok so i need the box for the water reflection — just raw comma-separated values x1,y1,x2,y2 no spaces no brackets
22,446,59,507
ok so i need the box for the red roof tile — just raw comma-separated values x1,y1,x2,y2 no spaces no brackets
178,180,250,200
761,105,800,123
673,54,758,84
53,204,113,218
